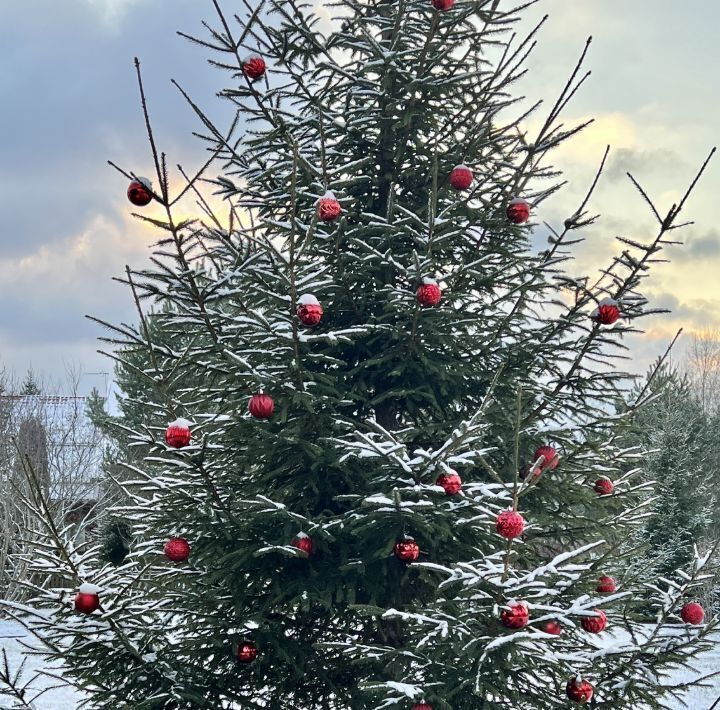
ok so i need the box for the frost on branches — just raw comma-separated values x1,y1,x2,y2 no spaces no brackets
2,0,718,708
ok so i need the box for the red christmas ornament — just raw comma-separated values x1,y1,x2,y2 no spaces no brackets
566,678,594,704
581,609,607,634
416,279,442,307
74,584,101,614
594,477,614,496
680,602,705,625
596,575,617,594
127,177,153,207
317,191,342,222
543,620,563,636
291,533,313,556
248,393,274,419
431,0,454,9
242,55,266,81
412,705,433,710
297,294,323,326
506,198,530,224
501,601,529,629
165,419,191,448
164,537,191,563
394,538,420,562
436,471,462,496
495,510,526,539
534,445,559,471
449,164,473,191
593,298,620,325
236,641,258,664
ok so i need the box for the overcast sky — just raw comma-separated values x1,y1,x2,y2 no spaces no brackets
0,0,716,393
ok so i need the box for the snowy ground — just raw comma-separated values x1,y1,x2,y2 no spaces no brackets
0,621,719,709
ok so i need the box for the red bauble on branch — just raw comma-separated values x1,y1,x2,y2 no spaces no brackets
495,510,526,539
236,641,258,664
164,537,191,563
436,471,462,496
566,678,594,704
592,298,621,325
501,601,529,629
594,477,614,496
596,575,617,594
74,584,101,614
581,609,607,634
431,0,453,9
127,177,153,207
297,294,323,326
248,393,274,419
506,197,530,224
394,538,420,563
534,445,559,471
449,164,473,190
291,532,314,557
680,602,705,625
416,278,442,307
542,620,563,636
316,191,342,222
412,704,433,710
165,418,191,448
242,55,266,81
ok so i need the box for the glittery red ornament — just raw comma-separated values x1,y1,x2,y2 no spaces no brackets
566,678,594,704
248,393,274,419
436,471,462,496
543,620,563,636
581,609,607,634
394,539,420,562
416,279,442,307
507,198,530,224
164,537,191,563
594,477,614,496
593,298,620,325
74,584,101,614
534,445,559,471
495,510,526,539
291,533,313,556
236,642,258,664
165,420,191,448
127,178,153,207
596,575,617,594
412,704,433,710
242,55,266,81
317,192,342,222
449,164,473,191
680,602,705,625
297,294,323,326
501,601,529,629
431,0,453,9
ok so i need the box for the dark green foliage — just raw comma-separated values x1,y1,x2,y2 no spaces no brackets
99,518,131,566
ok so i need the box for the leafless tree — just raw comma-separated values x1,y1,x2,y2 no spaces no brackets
0,368,106,601
686,329,720,415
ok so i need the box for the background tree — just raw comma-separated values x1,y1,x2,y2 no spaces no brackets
626,361,720,578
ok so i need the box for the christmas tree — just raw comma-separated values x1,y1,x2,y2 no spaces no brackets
4,0,719,708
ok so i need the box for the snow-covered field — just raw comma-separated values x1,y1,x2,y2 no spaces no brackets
1,620,718,709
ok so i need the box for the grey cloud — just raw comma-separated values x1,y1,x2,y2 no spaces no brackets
604,148,686,184
667,229,720,263
0,0,240,377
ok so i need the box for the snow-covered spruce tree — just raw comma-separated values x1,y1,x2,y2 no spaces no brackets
625,362,719,578
4,1,720,708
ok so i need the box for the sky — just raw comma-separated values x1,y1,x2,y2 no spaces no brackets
0,0,717,393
